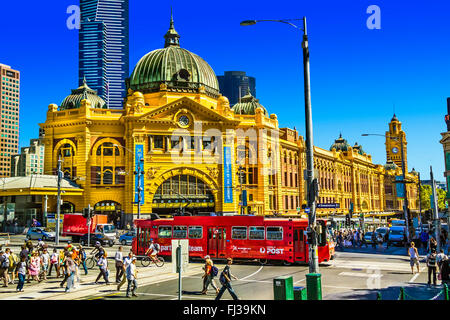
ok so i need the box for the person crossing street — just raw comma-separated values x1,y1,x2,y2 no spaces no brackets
216,258,239,301
126,257,138,298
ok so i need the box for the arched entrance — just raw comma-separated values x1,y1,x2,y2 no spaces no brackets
61,201,75,214
94,201,122,225
152,174,215,216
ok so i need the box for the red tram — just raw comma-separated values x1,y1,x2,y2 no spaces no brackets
132,215,335,264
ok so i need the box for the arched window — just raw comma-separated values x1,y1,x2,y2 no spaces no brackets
103,169,113,185
59,143,75,158
96,142,120,156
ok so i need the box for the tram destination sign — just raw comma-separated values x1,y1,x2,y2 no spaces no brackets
317,203,340,209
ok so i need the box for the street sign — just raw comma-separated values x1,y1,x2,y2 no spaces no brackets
171,239,189,273
305,207,310,214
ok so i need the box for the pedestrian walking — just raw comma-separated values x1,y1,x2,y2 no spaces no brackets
408,242,420,274
371,232,377,249
71,246,81,287
95,253,110,284
426,249,438,286
216,258,239,300
125,257,138,298
78,245,88,275
0,249,10,287
59,249,69,287
117,252,133,291
40,248,50,281
8,249,19,285
15,256,27,292
28,251,41,283
115,246,124,283
64,252,77,293
201,255,219,294
48,248,60,277
437,249,448,273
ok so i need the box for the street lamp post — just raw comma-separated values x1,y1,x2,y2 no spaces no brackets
362,133,411,243
55,156,63,245
240,17,319,273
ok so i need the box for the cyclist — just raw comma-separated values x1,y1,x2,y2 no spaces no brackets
144,239,160,264
91,242,105,260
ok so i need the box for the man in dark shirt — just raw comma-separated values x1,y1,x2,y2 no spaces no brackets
440,258,449,285
216,258,239,300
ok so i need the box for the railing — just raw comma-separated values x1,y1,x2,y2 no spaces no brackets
377,284,449,300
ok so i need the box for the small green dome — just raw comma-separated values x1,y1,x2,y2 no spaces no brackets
384,160,398,171
60,79,107,110
330,134,351,152
353,142,365,155
128,14,219,97
231,91,268,116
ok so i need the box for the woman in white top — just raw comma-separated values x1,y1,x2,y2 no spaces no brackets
408,242,420,274
94,253,110,285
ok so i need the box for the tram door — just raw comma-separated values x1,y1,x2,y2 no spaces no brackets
207,227,227,258
293,228,306,262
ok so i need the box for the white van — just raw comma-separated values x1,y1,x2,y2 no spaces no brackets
387,226,406,246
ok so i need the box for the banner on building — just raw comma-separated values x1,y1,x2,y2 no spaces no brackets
134,144,145,205
224,146,233,203
396,176,405,198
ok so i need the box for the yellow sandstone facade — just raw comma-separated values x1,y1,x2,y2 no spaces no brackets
39,19,419,225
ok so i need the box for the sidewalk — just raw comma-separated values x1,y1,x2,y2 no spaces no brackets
0,262,202,300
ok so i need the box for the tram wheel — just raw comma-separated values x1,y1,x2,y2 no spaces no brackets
259,259,268,265
282,261,292,266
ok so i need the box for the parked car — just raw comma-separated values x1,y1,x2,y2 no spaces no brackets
375,227,389,241
79,232,115,247
26,227,56,241
387,226,406,246
364,231,375,244
119,231,136,245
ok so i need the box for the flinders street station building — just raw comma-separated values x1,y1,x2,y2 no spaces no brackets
32,18,419,226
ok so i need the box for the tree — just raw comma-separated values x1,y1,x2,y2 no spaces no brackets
420,185,447,211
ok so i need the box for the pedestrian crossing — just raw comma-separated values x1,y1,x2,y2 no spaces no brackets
330,259,419,273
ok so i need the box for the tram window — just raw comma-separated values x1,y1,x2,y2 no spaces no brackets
266,227,283,240
188,226,203,239
249,226,265,240
232,227,247,240
158,226,172,238
173,226,187,239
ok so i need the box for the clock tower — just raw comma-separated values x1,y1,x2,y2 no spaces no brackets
386,114,407,172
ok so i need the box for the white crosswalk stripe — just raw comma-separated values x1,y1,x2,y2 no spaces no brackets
331,259,417,273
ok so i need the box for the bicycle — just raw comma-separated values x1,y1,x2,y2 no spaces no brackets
141,254,165,267
85,254,100,270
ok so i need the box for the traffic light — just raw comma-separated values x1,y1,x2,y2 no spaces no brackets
345,214,351,227
82,206,94,219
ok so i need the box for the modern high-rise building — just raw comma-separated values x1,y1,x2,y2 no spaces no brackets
0,63,20,178
79,0,129,109
11,138,45,177
217,71,256,106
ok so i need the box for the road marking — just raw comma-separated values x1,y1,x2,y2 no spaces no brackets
239,266,263,281
339,272,383,278
294,278,306,284
408,267,424,283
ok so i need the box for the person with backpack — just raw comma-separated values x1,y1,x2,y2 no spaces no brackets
78,245,88,275
0,249,10,287
216,258,239,300
8,249,19,285
426,248,438,286
201,255,219,295
48,248,60,278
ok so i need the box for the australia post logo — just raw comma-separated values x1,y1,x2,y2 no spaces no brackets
260,247,284,255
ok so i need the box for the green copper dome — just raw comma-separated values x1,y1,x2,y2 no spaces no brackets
353,142,365,155
330,134,351,152
231,91,268,116
60,79,107,110
384,160,398,171
128,13,220,97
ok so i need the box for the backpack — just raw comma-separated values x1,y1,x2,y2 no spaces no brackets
1,256,9,269
154,243,160,252
428,253,437,267
211,265,219,277
9,254,19,267
219,271,227,285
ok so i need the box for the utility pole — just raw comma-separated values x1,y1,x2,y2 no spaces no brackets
399,134,411,243
302,17,319,274
55,156,62,245
430,166,441,252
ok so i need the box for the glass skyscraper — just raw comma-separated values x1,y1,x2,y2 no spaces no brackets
217,71,256,106
79,0,129,109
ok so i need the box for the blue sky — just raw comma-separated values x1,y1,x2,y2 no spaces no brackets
0,0,449,180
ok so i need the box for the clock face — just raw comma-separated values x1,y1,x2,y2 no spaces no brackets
392,147,399,154
178,115,190,127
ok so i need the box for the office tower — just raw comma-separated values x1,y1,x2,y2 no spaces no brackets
79,0,129,109
217,71,256,106
11,138,45,177
0,64,20,178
